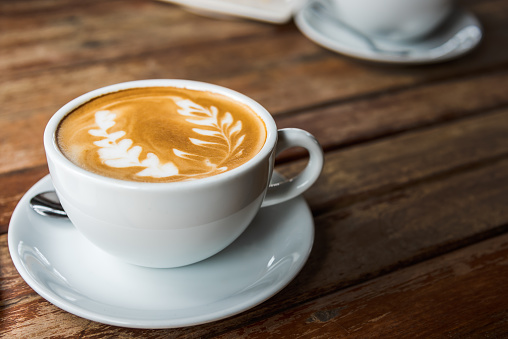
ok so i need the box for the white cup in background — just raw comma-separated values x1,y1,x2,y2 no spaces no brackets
330,0,456,41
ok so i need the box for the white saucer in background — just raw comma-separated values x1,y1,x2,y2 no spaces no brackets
8,174,314,329
295,0,483,64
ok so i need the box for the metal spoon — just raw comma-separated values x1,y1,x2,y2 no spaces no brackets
30,191,68,218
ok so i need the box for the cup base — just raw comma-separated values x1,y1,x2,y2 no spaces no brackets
62,193,264,268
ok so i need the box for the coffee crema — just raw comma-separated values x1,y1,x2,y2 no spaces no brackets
56,87,267,183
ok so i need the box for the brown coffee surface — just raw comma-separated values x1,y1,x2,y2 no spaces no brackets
57,87,267,182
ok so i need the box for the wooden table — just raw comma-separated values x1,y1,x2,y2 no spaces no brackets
2,0,508,337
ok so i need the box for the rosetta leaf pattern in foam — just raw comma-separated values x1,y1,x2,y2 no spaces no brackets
175,99,245,160
88,99,246,180
89,110,179,178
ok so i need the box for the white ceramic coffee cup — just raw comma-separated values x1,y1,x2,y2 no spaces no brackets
44,80,324,268
330,0,455,41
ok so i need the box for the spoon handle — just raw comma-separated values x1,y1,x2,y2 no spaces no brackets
30,191,68,218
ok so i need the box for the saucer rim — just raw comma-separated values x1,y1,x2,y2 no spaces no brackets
294,0,483,64
8,174,314,329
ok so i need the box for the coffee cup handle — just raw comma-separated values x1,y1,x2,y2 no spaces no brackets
261,128,324,207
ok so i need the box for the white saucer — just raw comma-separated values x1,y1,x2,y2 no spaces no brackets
295,0,483,64
8,175,314,329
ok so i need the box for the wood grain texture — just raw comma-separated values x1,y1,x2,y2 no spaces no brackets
216,232,508,338
1,0,508,175
0,1,274,74
2,149,508,337
0,166,48,234
2,0,508,337
275,70,508,153
278,108,508,213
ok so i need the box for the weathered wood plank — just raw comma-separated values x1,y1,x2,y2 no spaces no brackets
276,70,508,154
0,0,109,15
1,0,508,112
278,108,508,213
216,232,508,338
2,149,508,338
0,166,48,234
0,0,275,75
2,0,507,82
0,25,314,119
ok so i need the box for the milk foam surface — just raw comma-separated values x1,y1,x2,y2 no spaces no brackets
57,87,267,182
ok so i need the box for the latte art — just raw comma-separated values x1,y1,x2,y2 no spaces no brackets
56,87,267,182
89,110,180,178
89,99,244,178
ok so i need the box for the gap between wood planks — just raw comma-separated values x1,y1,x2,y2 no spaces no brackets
213,231,508,338
273,67,508,123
